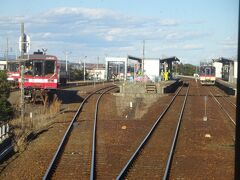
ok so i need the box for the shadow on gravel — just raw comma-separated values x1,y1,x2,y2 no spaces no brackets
0,138,15,164
26,128,52,142
57,90,84,104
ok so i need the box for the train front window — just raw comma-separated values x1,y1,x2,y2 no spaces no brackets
205,68,210,75
34,61,43,76
45,60,55,75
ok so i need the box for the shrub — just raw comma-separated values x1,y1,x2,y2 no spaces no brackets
0,70,13,121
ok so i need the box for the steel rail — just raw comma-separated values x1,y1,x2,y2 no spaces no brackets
43,85,116,180
209,91,236,126
212,86,236,108
163,85,189,180
116,84,184,180
90,86,118,180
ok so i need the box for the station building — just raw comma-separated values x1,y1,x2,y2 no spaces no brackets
213,57,238,84
105,56,142,81
105,55,180,82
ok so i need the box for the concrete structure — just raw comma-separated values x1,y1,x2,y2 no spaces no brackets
212,61,222,78
117,80,182,96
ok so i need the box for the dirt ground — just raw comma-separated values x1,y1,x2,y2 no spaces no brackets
0,80,235,179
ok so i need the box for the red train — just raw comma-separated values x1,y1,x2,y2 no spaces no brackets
10,51,67,103
199,65,216,85
7,60,19,87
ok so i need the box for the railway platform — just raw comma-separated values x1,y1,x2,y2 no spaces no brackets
215,78,236,96
117,79,182,97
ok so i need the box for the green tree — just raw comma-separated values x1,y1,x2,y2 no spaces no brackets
183,64,196,76
0,70,13,121
69,68,89,81
69,69,84,81
178,63,196,76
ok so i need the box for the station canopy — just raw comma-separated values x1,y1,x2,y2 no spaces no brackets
212,57,234,64
160,56,180,64
127,55,142,63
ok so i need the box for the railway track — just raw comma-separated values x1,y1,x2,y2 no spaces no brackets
212,86,236,108
1,78,234,179
116,82,189,179
43,85,118,179
208,86,236,126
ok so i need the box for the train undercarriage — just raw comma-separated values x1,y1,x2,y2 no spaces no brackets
24,88,57,106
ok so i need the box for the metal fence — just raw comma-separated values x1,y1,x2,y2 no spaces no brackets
0,123,10,143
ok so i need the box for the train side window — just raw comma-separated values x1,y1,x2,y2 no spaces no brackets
8,63,18,72
45,60,55,75
24,60,33,75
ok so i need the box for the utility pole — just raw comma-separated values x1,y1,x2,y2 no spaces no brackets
142,40,145,74
20,22,25,127
84,56,87,82
97,56,99,80
65,52,68,72
63,51,71,81
97,56,99,70
64,51,70,72
6,37,8,70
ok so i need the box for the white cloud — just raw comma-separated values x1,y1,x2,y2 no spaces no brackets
182,44,203,50
220,36,237,49
158,19,179,26
45,7,116,20
0,7,220,64
165,31,209,41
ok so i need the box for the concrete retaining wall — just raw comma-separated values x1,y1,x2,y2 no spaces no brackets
215,81,236,96
118,80,181,95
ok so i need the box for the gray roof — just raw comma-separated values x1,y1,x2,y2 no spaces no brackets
160,56,180,63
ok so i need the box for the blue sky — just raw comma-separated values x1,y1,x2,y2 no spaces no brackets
0,0,238,65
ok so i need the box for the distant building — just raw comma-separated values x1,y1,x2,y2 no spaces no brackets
0,56,16,70
105,55,180,82
213,57,238,84
87,63,105,80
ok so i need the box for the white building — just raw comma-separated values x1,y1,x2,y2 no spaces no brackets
87,68,105,80
143,58,162,82
234,61,238,83
212,61,222,78
0,60,7,70
213,57,238,84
